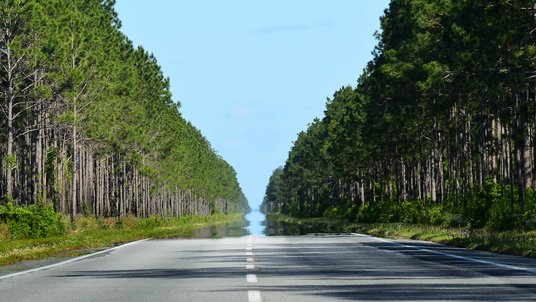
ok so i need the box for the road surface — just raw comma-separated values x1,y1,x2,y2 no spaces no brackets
1,234,536,301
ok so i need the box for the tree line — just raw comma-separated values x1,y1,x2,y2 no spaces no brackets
263,0,536,230
1,0,248,222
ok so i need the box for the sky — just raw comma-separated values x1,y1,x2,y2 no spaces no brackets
115,0,390,210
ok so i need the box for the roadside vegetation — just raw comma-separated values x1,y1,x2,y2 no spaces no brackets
262,0,536,256
266,213,536,257
0,0,248,222
0,0,250,266
0,200,244,265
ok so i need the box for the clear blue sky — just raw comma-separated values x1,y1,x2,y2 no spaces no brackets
115,0,390,210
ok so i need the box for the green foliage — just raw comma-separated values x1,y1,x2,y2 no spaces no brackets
0,0,248,218
426,205,444,225
464,180,510,229
263,0,536,235
3,154,16,170
0,213,244,265
0,202,65,239
136,215,164,229
357,202,386,223
323,207,340,220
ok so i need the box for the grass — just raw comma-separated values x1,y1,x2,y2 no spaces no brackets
266,213,536,257
0,213,244,266
349,223,536,257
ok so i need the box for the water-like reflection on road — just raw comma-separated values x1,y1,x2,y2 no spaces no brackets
245,209,266,236
188,207,351,238
188,209,267,238
264,217,346,236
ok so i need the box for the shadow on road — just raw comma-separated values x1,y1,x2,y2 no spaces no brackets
54,237,536,301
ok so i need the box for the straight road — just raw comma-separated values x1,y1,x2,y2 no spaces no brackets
1,234,536,301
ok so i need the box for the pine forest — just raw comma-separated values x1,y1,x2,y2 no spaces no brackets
263,0,536,231
0,0,249,223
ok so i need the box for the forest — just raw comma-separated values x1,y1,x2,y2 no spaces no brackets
263,0,536,230
1,0,248,223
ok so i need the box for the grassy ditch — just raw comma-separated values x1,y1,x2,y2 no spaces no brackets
0,213,244,266
266,213,536,257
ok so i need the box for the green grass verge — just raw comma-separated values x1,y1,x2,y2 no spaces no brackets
266,213,536,257
0,213,244,266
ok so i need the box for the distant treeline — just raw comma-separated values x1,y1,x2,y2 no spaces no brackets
263,0,536,230
0,0,248,221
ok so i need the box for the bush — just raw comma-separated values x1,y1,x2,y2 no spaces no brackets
443,212,468,228
357,202,384,223
399,201,423,224
323,207,340,219
464,181,499,228
136,215,164,229
427,205,445,225
0,201,65,239
488,196,516,231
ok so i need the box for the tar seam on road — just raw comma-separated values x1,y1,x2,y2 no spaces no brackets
0,239,149,281
355,233,536,274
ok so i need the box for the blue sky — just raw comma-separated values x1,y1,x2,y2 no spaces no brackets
115,0,390,210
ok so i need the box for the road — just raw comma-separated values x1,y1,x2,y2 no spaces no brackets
1,234,536,301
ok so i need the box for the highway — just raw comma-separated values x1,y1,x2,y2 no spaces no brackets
1,234,536,301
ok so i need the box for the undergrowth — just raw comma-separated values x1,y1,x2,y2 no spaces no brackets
0,210,243,266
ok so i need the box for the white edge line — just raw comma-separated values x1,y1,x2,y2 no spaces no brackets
0,238,149,281
352,233,536,274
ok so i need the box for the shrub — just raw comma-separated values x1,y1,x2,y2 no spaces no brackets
137,215,164,229
323,207,340,219
0,201,65,239
427,205,445,226
399,201,423,224
357,202,383,223
488,196,516,231
464,181,497,228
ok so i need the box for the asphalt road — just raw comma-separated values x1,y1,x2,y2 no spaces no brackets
1,234,536,301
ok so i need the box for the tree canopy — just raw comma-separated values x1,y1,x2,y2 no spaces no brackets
263,0,536,230
0,0,248,218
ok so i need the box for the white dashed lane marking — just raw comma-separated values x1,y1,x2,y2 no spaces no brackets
245,236,261,302
248,290,262,302
246,274,258,283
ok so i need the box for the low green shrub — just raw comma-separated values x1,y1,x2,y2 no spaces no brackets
136,215,164,229
427,205,445,225
399,201,423,224
443,212,468,228
0,201,65,239
357,202,384,223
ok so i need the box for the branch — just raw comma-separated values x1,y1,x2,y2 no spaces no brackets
77,94,100,113
12,101,42,120
15,123,49,138
72,81,89,103
9,53,26,73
